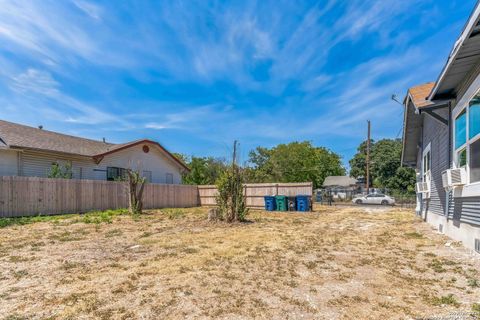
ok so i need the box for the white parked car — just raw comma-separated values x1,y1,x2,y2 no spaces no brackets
352,193,395,205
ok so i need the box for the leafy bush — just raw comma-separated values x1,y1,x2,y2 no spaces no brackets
47,162,73,179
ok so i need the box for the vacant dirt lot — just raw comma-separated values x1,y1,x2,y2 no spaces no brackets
1,206,480,319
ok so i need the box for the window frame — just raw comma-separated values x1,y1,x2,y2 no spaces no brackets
142,170,152,183
453,89,480,187
422,143,432,198
470,137,480,183
165,173,174,184
106,167,126,181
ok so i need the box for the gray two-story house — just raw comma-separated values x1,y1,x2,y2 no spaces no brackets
402,3,480,251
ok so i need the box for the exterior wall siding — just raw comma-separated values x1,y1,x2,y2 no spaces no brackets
97,144,182,184
450,197,480,226
420,108,450,216
448,72,480,226
21,151,93,179
0,149,18,176
9,142,183,184
417,80,480,250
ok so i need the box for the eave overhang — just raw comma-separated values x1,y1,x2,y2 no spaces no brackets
429,2,480,100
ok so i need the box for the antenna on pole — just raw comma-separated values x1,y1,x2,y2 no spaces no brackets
366,120,371,195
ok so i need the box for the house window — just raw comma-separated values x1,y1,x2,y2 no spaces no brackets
422,144,431,183
422,143,431,197
106,167,126,181
455,109,467,149
458,148,467,168
143,170,152,183
471,139,480,183
166,173,173,184
470,98,480,139
454,92,480,184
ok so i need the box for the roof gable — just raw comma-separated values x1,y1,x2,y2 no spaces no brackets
0,119,189,172
407,82,435,108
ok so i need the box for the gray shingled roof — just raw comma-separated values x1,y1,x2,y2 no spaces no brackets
0,119,190,171
0,119,119,156
323,176,358,187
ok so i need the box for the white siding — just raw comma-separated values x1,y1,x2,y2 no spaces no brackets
0,149,18,176
97,143,182,184
16,142,183,184
21,151,94,179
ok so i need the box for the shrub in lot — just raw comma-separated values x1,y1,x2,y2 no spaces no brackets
126,169,146,215
216,164,247,222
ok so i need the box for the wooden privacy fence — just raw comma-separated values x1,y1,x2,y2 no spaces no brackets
0,176,198,217
0,177,313,217
198,182,313,208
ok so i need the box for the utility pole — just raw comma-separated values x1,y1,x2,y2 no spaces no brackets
232,140,237,168
366,120,371,194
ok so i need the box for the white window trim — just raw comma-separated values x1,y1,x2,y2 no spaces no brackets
422,143,431,198
452,82,480,197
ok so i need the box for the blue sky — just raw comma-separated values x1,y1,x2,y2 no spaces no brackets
0,0,476,167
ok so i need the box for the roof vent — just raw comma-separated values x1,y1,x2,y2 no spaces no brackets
38,125,43,130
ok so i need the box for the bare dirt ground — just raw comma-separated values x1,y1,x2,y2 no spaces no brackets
1,206,480,320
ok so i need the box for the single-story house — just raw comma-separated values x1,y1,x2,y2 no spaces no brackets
0,119,189,184
402,2,480,251
322,176,359,200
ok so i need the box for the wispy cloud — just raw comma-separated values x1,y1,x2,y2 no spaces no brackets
8,68,126,126
72,0,102,20
0,0,473,161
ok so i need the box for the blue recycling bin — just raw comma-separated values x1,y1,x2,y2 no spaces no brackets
264,196,276,211
296,195,311,212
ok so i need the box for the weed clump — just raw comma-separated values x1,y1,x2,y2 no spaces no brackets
79,209,128,224
430,294,460,307
161,208,185,219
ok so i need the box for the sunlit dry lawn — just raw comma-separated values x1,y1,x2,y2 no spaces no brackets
1,206,480,319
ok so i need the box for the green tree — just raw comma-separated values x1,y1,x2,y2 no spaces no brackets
348,140,371,180
246,141,345,189
349,139,416,194
172,154,227,185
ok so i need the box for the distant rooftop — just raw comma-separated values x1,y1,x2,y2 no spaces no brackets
323,176,358,187
407,82,435,108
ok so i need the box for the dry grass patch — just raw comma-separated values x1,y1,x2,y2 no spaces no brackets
0,206,479,319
